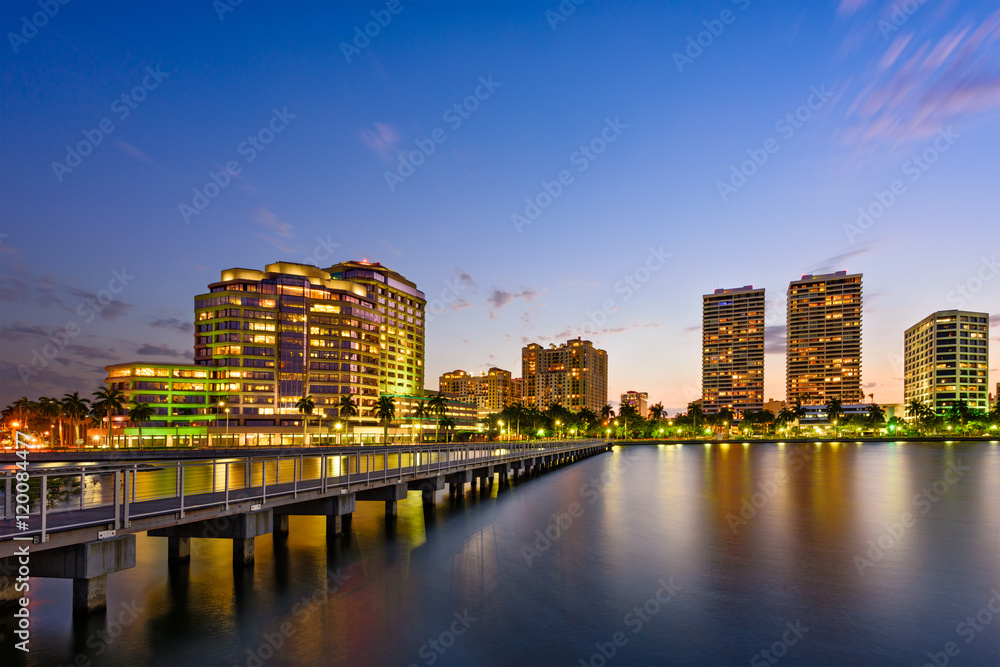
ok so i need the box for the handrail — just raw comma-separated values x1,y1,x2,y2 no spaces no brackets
0,440,608,541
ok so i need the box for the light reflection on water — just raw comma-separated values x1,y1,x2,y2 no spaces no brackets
1,442,998,666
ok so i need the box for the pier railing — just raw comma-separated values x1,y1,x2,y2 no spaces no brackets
0,439,607,543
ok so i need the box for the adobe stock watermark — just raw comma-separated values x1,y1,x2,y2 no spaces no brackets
878,0,930,40
750,619,809,666
854,458,970,576
511,117,627,233
214,0,242,21
522,449,638,567
843,127,959,243
545,0,586,31
52,64,169,182
301,235,340,266
922,588,1000,667
17,268,135,384
340,0,407,63
407,609,477,666
64,599,144,664
7,0,70,54
561,244,669,339
578,578,683,667
673,0,751,73
385,75,501,192
239,567,350,667
726,445,813,534
179,107,295,224
945,253,998,309
717,83,832,202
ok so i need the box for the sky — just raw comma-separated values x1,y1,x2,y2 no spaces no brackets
1,0,998,415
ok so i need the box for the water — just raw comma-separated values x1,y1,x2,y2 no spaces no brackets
3,442,999,666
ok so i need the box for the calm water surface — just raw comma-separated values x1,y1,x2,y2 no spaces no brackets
3,441,999,666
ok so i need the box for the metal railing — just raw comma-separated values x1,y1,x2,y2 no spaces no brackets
0,439,606,543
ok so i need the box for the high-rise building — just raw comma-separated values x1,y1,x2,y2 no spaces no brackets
904,310,990,417
327,261,426,396
521,338,608,413
786,271,863,405
620,390,648,417
193,262,382,426
702,285,765,417
439,367,517,417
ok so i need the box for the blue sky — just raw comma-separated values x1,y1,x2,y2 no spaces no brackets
1,0,998,414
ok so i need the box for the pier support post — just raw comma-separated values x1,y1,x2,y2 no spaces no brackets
73,575,107,614
273,515,289,540
168,536,190,562
233,538,254,567
1,535,136,615
385,500,397,518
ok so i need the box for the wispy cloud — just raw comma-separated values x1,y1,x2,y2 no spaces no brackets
840,5,1000,146
765,325,785,354
150,317,194,333
360,122,403,162
136,343,188,359
251,207,297,252
116,139,156,166
808,246,871,274
487,289,538,310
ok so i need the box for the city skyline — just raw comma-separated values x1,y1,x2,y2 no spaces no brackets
2,1,999,415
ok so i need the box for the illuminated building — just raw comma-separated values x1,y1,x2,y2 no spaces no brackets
439,367,517,418
702,286,764,417
521,339,607,413
904,310,990,417
193,262,381,426
327,261,425,396
786,271,863,404
620,390,648,417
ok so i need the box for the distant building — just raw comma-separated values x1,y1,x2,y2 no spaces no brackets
786,271,863,405
620,391,649,418
439,367,517,418
522,339,608,413
702,285,765,417
904,310,990,417
762,398,785,414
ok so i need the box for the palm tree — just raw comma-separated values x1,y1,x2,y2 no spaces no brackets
296,395,315,442
375,396,396,444
649,402,665,421
127,401,156,448
825,397,844,434
337,394,358,442
37,397,62,447
411,401,431,442
687,402,704,432
947,400,973,434
428,393,447,443
91,386,126,447
618,403,638,439
440,416,456,443
866,403,886,429
13,396,33,432
61,392,91,450
600,404,615,422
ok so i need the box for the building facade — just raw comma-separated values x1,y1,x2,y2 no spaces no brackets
786,271,863,405
620,391,648,418
521,339,608,413
193,262,382,427
439,367,516,418
328,261,426,396
702,286,765,417
904,310,990,417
